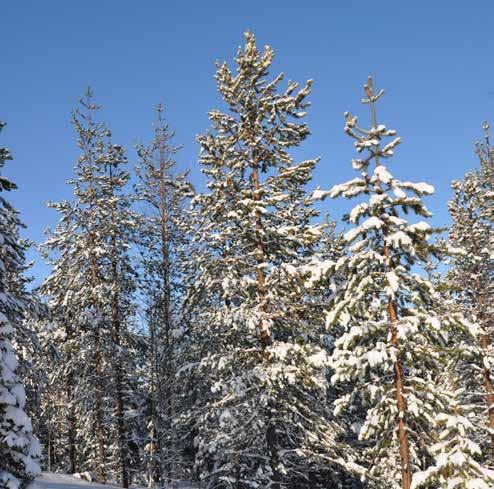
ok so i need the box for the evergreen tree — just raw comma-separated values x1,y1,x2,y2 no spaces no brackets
187,32,359,489
411,386,494,488
0,121,41,489
313,77,483,488
445,122,494,459
40,90,139,486
134,104,193,487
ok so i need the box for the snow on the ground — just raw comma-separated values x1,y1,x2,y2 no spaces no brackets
34,473,124,489
34,472,197,489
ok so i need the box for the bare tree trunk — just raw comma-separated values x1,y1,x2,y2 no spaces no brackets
66,370,77,474
47,426,52,473
93,331,106,483
90,249,106,484
147,310,160,487
385,245,411,489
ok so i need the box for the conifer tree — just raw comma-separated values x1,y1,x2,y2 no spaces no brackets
0,121,41,489
411,386,494,488
40,91,139,486
134,104,193,487
187,32,359,489
446,122,494,457
313,77,483,488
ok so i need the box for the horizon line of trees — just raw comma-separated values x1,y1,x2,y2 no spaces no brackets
0,32,493,489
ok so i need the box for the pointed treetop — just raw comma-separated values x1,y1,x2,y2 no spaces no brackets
362,75,385,106
156,102,164,122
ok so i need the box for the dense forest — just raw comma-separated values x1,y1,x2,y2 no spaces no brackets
1,32,493,489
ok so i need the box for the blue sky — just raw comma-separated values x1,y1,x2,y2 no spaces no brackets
2,1,494,284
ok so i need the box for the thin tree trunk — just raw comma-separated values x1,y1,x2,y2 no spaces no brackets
111,249,129,488
93,328,106,483
385,245,411,489
47,426,52,473
89,235,106,483
64,317,78,474
148,309,160,487
66,369,77,474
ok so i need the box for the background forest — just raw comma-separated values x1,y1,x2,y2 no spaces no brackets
1,3,494,489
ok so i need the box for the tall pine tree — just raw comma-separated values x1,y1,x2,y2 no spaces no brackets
134,104,193,487
40,90,139,486
187,32,359,489
313,77,486,488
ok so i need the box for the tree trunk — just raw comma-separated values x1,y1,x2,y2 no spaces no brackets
94,331,106,483
385,246,411,489
90,248,106,484
111,265,129,489
66,370,77,474
148,310,160,487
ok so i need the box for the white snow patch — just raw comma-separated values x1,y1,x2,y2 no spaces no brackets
35,472,197,489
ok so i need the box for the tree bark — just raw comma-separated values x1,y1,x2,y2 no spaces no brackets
90,251,106,484
385,245,411,489
66,369,77,474
111,248,129,489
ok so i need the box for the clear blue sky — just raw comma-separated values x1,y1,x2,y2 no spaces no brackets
2,1,494,284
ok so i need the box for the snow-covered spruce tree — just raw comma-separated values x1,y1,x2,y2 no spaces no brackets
0,121,41,489
134,104,193,487
40,90,139,486
315,77,486,489
188,32,360,489
446,122,494,457
411,384,494,489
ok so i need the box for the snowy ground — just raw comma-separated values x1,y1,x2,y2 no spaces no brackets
35,473,197,489
35,473,117,489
